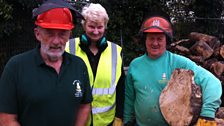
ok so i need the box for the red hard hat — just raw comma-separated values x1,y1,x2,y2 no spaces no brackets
141,16,173,37
35,8,74,30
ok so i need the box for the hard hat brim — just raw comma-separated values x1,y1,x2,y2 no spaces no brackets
143,27,164,33
35,22,74,30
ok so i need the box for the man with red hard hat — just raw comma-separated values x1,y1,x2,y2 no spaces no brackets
0,0,92,126
124,15,222,126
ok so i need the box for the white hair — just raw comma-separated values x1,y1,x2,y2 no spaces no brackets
81,3,109,28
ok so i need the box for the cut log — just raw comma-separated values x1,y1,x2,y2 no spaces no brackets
213,47,221,58
188,55,204,65
203,58,218,70
189,41,214,59
216,107,224,126
175,45,191,55
216,107,224,119
220,45,224,59
189,32,220,49
213,45,224,60
210,61,224,76
190,81,202,125
159,69,202,126
159,69,224,125
216,118,224,126
170,39,193,48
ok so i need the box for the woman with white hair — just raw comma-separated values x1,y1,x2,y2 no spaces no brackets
66,3,125,126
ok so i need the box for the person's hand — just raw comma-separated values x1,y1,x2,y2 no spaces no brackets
112,117,123,126
123,120,136,126
196,117,217,126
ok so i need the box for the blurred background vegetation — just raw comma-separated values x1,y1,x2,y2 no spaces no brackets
1,0,224,75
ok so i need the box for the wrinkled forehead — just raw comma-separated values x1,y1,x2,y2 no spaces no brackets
85,19,105,26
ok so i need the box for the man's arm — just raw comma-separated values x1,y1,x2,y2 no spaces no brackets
0,113,20,126
74,103,91,126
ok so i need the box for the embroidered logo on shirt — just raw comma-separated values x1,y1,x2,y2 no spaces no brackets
162,73,166,80
158,73,168,84
73,80,83,97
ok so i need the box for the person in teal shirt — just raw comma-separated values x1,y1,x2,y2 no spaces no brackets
123,15,222,126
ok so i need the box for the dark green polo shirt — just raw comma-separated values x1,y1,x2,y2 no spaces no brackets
0,47,92,126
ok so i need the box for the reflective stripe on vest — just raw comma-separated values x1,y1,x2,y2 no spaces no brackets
69,38,76,55
92,103,116,114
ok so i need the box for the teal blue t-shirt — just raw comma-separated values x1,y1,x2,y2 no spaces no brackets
124,51,222,126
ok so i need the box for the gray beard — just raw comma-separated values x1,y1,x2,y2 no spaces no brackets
48,55,60,62
47,51,64,62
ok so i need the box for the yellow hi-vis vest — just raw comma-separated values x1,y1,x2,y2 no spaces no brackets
65,38,122,126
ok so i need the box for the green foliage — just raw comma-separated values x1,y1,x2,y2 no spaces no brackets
0,0,13,20
0,0,13,38
0,0,38,39
1,0,224,66
192,0,224,38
